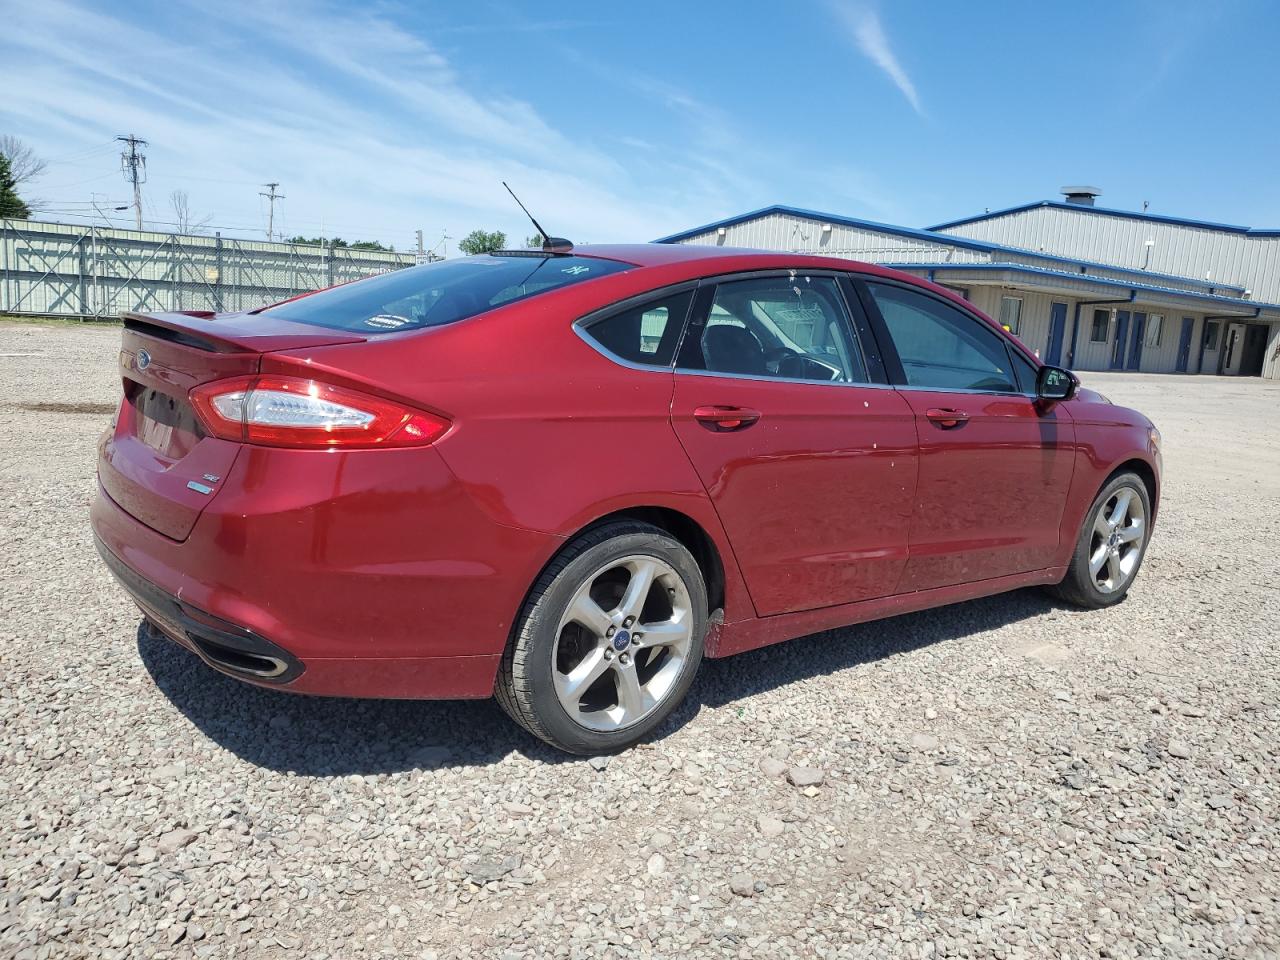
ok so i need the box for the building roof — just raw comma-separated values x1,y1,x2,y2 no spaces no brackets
654,204,1248,295
928,200,1280,237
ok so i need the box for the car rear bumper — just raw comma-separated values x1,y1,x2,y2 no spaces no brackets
90,444,562,699
95,529,503,698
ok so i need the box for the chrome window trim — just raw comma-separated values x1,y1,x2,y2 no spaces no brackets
571,323,676,375
670,366,895,390
571,280,700,373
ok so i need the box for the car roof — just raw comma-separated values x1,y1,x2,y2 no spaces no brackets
576,243,852,269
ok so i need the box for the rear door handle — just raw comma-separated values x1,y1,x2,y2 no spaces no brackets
925,407,969,429
693,405,761,432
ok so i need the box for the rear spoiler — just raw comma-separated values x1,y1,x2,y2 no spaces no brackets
121,311,365,354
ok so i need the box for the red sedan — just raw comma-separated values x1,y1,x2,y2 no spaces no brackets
92,242,1160,754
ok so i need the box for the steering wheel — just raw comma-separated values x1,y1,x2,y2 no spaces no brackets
764,346,802,372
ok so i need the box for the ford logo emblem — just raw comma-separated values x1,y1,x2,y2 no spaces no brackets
136,349,151,370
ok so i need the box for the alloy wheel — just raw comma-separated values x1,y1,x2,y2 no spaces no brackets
552,555,695,731
1088,486,1146,593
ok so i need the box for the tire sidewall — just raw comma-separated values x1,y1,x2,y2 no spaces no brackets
521,528,707,754
1071,473,1152,606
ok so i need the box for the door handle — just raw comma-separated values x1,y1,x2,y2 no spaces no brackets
693,405,761,432
925,407,969,429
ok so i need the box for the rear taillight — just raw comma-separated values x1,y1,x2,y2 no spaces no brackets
189,375,449,449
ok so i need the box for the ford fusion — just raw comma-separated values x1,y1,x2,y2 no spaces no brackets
92,242,1160,754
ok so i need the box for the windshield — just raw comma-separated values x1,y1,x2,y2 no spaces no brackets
263,253,632,332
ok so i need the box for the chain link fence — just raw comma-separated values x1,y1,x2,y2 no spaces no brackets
0,219,416,320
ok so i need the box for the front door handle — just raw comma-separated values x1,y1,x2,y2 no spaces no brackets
693,405,761,432
925,407,969,429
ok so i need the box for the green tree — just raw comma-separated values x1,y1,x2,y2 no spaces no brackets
0,154,31,219
458,229,507,255
527,233,543,248
288,235,392,251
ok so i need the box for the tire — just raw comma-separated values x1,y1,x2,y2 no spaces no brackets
1048,471,1152,609
495,521,707,755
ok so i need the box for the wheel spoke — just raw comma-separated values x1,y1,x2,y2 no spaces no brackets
1108,489,1133,528
617,559,658,621
638,617,692,652
1117,520,1145,544
566,592,612,639
1093,512,1111,540
614,664,650,721
1105,551,1122,585
554,646,610,704
1089,543,1109,577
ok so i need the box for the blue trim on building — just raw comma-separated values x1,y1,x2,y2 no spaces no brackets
654,204,994,253
655,204,1249,295
878,262,1280,313
928,200,1280,237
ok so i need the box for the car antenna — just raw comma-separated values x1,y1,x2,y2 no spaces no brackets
503,181,573,253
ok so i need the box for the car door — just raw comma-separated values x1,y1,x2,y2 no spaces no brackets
857,278,1075,592
669,272,919,617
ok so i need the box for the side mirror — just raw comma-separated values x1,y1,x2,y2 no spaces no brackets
1037,365,1078,401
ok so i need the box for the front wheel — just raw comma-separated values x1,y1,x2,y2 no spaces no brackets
495,521,707,755
1049,471,1152,608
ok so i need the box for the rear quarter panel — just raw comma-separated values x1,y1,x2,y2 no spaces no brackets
267,266,755,632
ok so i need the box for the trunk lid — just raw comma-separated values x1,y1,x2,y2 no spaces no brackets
99,311,365,540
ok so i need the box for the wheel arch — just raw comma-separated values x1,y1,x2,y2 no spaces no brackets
1105,456,1159,520
575,506,727,619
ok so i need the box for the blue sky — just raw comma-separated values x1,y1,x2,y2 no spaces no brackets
3,0,1279,250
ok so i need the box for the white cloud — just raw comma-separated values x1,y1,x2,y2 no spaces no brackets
831,3,924,115
0,0,736,246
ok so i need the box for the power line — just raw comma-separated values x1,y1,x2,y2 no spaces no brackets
117,134,148,231
259,182,285,241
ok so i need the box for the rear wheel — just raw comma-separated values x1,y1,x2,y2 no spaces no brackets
1049,471,1152,608
496,522,707,755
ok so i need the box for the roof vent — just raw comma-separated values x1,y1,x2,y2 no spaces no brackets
1061,186,1101,206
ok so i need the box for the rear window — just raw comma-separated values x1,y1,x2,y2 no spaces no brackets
263,253,632,332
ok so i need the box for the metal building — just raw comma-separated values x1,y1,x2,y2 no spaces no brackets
657,192,1280,380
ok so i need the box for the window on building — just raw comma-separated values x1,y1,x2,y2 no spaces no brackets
1204,320,1220,351
868,283,1016,393
1089,309,1110,343
943,286,971,301
1145,314,1164,348
581,289,693,366
679,275,867,383
998,296,1023,334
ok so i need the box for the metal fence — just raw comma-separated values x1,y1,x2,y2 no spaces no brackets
0,219,417,320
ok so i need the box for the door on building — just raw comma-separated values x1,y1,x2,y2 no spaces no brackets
669,272,919,616
1110,311,1131,369
1222,323,1244,374
1126,312,1146,370
1175,317,1195,372
1241,324,1269,376
859,279,1075,592
1045,301,1067,366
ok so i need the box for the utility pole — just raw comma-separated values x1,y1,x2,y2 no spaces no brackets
117,134,147,231
415,229,425,262
260,182,285,241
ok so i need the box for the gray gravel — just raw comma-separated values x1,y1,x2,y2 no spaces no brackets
2,319,1278,959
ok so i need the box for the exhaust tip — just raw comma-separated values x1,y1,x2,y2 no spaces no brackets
189,636,289,679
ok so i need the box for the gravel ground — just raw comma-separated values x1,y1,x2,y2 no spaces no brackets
1,319,1278,960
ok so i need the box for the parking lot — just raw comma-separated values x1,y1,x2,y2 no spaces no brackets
2,318,1277,959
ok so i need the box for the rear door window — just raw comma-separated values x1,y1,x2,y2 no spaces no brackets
263,253,631,332
679,275,868,383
